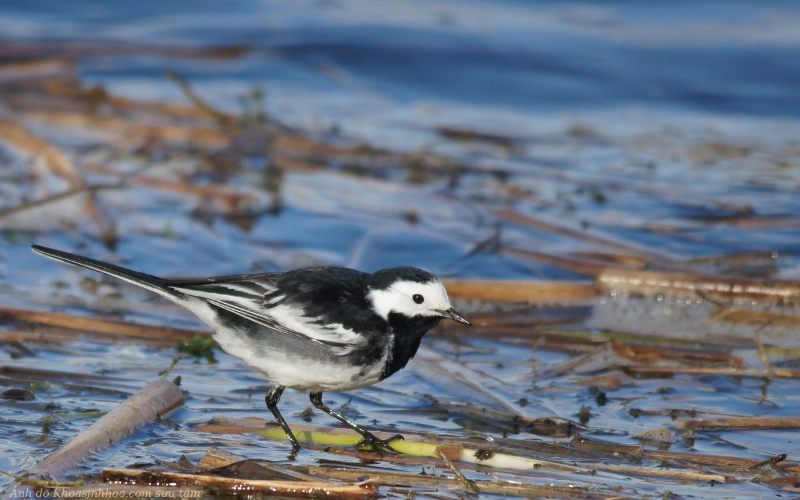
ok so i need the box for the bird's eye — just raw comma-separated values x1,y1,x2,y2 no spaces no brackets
413,294,425,304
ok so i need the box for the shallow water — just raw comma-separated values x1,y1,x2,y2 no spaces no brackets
2,1,800,498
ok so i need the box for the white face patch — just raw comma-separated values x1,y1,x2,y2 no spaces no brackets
368,279,452,321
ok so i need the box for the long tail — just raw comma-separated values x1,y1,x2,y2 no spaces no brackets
31,245,183,300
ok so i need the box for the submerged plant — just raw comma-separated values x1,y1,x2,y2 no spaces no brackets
177,335,216,363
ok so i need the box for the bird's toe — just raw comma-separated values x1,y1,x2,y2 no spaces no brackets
355,433,404,453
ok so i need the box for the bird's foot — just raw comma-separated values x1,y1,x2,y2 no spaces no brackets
355,433,404,453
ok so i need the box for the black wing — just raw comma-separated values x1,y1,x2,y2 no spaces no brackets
167,268,380,348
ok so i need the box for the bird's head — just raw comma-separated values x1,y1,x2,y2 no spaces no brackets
366,267,471,325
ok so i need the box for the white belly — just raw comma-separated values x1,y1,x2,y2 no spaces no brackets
212,327,388,393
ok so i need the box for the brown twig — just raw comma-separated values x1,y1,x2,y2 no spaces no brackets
30,380,183,479
165,69,239,131
437,446,479,492
753,324,774,377
0,366,129,385
495,208,675,263
198,447,627,498
441,279,597,302
675,416,800,431
83,191,117,250
0,40,248,60
0,305,209,342
501,246,623,276
23,110,231,146
100,468,377,500
597,268,800,304
2,380,184,498
197,416,739,484
628,366,800,379
0,58,76,88
712,308,800,326
0,185,114,221
305,465,623,498
0,117,83,187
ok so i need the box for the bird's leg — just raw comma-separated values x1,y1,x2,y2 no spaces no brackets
309,392,403,453
265,385,300,452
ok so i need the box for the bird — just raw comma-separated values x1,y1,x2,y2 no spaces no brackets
31,245,471,453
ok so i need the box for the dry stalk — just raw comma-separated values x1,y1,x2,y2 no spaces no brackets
24,110,231,146
100,468,377,500
0,305,208,342
305,465,624,498
675,416,800,431
0,117,83,188
441,279,597,302
713,308,800,326
597,268,800,304
495,208,674,263
3,380,184,499
30,380,183,479
437,446,479,492
628,366,800,379
197,447,630,498
501,246,620,276
165,69,238,130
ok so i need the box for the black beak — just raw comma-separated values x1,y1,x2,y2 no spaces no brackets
439,307,472,326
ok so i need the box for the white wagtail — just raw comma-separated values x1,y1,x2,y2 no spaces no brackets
31,245,471,452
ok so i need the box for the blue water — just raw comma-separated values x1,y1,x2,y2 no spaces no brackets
3,1,800,117
2,2,800,498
